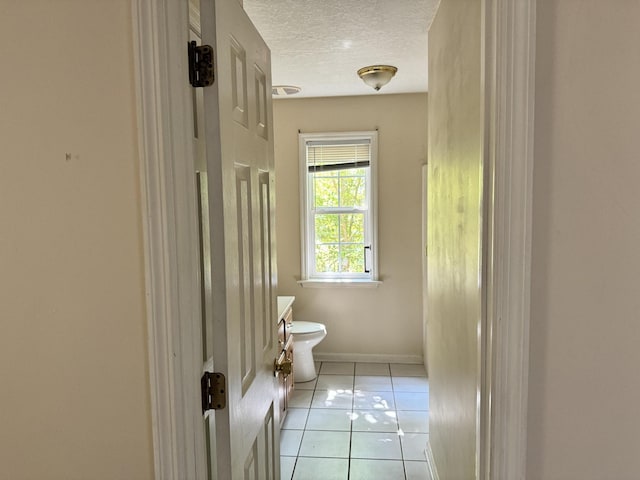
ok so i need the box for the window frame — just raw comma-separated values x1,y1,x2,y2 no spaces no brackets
298,131,380,286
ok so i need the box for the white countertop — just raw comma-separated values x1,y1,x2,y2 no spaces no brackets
277,296,295,321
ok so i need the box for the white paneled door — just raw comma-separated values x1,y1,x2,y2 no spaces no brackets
197,0,279,478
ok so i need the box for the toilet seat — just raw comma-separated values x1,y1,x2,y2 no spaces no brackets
290,321,325,335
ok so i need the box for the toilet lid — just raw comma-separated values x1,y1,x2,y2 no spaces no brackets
290,321,326,335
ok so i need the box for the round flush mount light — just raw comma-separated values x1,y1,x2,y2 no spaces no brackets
272,85,302,96
357,65,398,91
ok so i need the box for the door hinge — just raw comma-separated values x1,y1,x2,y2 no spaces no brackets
188,41,214,88
201,372,226,413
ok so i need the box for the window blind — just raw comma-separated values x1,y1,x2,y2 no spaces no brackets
307,139,371,173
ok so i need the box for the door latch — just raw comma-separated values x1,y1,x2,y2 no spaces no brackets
188,41,214,88
275,348,293,377
201,372,226,413
275,358,293,376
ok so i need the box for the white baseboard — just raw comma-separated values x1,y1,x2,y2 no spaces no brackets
314,352,423,364
425,440,440,480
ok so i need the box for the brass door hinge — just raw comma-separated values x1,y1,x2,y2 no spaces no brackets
188,41,214,88
201,372,226,413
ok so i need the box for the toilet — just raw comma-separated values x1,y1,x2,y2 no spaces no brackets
289,321,327,382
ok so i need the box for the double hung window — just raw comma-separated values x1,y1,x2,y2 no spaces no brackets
299,131,378,283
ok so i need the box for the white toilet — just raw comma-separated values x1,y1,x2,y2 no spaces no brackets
290,321,327,382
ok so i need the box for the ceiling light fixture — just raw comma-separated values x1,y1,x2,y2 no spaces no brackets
272,85,302,96
357,65,398,91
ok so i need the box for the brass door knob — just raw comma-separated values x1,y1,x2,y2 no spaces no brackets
275,358,293,376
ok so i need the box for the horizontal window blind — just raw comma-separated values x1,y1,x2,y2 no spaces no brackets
307,140,371,173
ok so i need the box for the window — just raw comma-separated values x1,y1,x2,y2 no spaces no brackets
299,131,379,285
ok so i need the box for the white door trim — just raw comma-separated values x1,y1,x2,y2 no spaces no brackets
132,0,536,478
480,0,536,479
132,0,206,478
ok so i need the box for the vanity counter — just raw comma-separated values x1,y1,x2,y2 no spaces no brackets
277,295,295,322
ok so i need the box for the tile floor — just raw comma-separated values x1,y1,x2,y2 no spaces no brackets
280,361,432,480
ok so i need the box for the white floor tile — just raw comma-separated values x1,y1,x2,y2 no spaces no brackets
351,409,399,433
294,378,317,390
315,374,354,390
397,410,429,433
405,460,432,480
353,390,395,411
305,408,352,431
400,433,429,461
390,363,427,377
292,457,348,480
351,431,402,460
311,389,354,409
282,408,309,430
319,362,355,375
280,429,303,456
280,456,296,480
288,389,314,408
394,392,429,411
355,363,390,376
392,376,430,393
354,375,393,391
349,459,405,480
283,358,431,479
299,430,350,458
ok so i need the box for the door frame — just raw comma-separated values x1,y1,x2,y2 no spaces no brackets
132,0,207,478
131,0,536,479
477,1,536,479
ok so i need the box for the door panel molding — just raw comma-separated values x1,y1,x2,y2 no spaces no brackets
236,166,256,394
258,171,273,357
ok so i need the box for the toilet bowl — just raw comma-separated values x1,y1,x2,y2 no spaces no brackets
290,321,327,382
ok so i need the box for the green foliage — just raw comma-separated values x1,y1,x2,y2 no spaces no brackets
340,214,364,242
339,173,366,208
315,214,339,243
340,244,365,272
314,177,338,207
313,168,366,208
314,213,365,273
315,244,339,273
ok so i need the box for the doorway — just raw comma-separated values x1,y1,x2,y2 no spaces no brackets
132,0,536,478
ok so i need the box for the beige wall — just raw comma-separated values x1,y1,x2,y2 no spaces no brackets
528,1,640,478
426,0,482,478
0,2,154,478
273,94,427,360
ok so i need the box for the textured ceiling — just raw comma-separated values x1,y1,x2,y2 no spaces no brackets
242,0,440,98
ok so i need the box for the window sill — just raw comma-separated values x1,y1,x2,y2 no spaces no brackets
297,279,382,289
